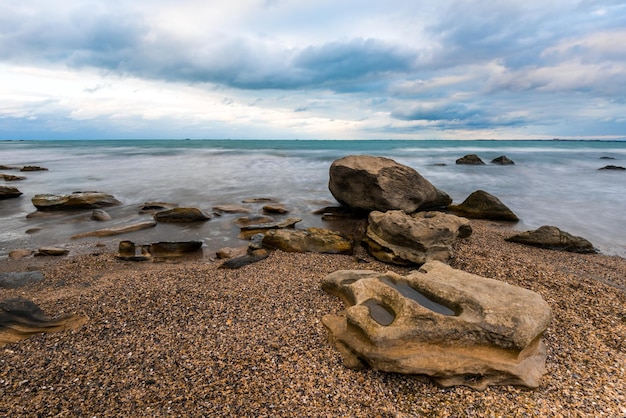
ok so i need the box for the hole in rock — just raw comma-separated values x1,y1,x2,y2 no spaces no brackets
378,276,456,316
363,299,395,326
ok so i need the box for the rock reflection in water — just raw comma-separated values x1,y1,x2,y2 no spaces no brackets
363,299,395,325
378,276,456,316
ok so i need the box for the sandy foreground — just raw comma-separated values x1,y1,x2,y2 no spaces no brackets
1,220,625,417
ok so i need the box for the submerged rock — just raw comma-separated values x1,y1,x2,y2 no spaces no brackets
328,155,451,213
505,225,596,253
0,297,88,347
321,261,552,390
598,165,625,171
262,204,289,214
456,154,486,165
212,204,253,214
363,210,471,265
20,166,48,172
448,190,519,221
139,202,179,214
32,192,121,211
238,217,302,239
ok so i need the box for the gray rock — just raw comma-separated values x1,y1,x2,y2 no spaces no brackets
32,192,121,211
153,207,211,223
363,210,471,265
329,155,451,213
262,228,353,254
0,272,44,289
598,165,625,171
456,154,485,165
448,190,519,221
505,225,596,253
321,261,552,389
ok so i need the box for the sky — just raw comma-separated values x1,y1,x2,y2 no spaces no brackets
1,0,625,140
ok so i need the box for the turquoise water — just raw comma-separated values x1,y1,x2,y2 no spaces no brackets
1,139,625,257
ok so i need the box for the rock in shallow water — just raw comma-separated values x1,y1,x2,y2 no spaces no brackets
321,261,552,390
32,192,121,211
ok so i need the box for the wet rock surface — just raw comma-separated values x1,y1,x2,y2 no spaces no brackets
71,221,157,239
32,192,121,211
0,186,23,199
321,261,552,389
448,189,519,221
153,207,211,223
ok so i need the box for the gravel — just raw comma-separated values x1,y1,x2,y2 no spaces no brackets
1,220,625,417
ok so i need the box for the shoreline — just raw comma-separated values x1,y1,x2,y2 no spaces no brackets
1,220,625,416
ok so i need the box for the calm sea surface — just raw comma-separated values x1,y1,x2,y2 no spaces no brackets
1,139,625,258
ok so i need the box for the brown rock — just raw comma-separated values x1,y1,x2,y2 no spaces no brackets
448,190,519,221
505,225,596,253
491,155,515,165
71,221,157,239
0,174,26,181
0,186,23,199
262,228,353,254
20,166,48,172
91,209,112,221
35,247,69,256
213,204,253,214
262,204,289,214
32,192,121,211
153,207,211,223
138,202,179,214
321,261,552,389
8,249,34,260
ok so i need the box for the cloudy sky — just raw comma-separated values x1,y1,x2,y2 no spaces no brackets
1,0,625,140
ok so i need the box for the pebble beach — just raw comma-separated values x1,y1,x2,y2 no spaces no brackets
1,220,625,417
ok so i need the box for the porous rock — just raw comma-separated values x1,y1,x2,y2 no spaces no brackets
32,192,121,211
153,207,211,223
321,261,552,390
447,190,519,221
363,210,471,265
505,225,596,253
1,297,88,347
262,227,353,254
328,155,451,213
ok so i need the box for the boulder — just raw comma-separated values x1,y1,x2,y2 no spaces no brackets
1,297,88,347
32,192,121,211
328,155,451,213
153,207,211,223
0,186,22,199
491,155,515,165
363,210,471,265
505,225,596,253
321,261,552,389
456,154,485,165
91,209,112,221
447,190,519,221
71,221,157,239
0,271,44,289
262,228,353,254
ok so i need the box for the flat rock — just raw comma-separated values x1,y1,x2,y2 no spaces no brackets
321,261,552,389
238,217,302,239
233,215,275,227
138,202,179,214
363,210,471,265
215,246,247,259
20,166,48,172
241,197,277,204
35,247,69,257
0,272,44,289
219,249,270,269
71,221,157,239
8,249,34,260
0,297,88,347
328,155,452,213
153,207,211,223
262,204,289,214
262,228,353,254
0,186,23,199
116,240,203,260
32,192,121,211
456,154,485,165
505,225,596,253
212,204,253,214
598,165,625,171
448,190,519,221
0,174,26,181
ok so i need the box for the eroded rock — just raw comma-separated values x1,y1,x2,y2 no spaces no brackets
505,225,596,253
262,228,353,254
1,298,88,347
448,190,519,221
363,210,471,265
321,261,552,389
328,155,451,213
0,174,26,181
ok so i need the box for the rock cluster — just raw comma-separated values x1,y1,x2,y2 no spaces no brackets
321,261,552,390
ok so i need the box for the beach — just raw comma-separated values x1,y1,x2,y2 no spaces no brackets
1,220,625,417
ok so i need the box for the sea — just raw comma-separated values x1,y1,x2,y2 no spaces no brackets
1,139,625,259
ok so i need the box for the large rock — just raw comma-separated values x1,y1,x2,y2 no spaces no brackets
153,207,211,223
505,225,596,253
447,190,519,221
32,192,121,211
328,155,451,213
262,228,353,254
1,298,88,347
363,210,471,265
321,261,552,389
0,186,23,199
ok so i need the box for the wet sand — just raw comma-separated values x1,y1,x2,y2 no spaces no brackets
1,220,625,417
